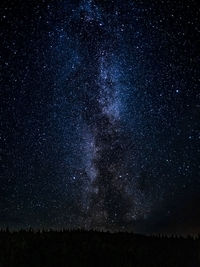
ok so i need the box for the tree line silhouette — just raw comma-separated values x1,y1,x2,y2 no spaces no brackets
0,229,199,267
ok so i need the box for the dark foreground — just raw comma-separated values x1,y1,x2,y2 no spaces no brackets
0,230,199,267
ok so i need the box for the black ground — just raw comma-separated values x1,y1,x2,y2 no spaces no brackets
0,230,199,267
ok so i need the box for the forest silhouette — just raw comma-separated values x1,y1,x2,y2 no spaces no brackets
0,229,199,266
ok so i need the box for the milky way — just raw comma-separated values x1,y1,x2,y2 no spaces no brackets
70,0,151,229
1,0,200,234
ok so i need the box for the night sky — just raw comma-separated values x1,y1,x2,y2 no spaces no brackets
1,0,200,234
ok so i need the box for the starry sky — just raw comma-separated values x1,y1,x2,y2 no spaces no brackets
1,0,200,234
